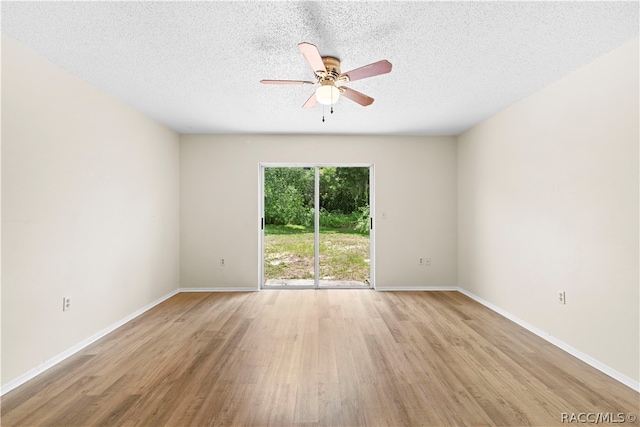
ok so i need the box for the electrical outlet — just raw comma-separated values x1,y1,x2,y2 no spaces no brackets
419,258,424,266
220,258,226,266
63,297,71,311
419,257,431,266
558,290,566,305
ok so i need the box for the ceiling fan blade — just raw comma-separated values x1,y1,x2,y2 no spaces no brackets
261,79,315,85
341,87,374,106
298,42,326,74
341,60,392,82
302,92,317,109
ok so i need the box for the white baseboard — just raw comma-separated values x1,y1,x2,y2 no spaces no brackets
375,286,457,291
0,288,179,396
456,287,640,392
179,287,259,292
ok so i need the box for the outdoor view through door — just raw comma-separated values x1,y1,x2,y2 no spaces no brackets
262,166,372,288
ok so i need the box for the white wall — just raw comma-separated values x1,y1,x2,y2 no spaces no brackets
180,135,457,290
458,37,639,384
1,36,181,387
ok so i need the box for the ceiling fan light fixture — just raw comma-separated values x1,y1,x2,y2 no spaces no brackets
315,84,340,105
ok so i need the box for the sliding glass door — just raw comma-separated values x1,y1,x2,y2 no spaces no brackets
260,164,373,289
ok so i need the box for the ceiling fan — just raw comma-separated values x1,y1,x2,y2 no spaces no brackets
261,42,392,109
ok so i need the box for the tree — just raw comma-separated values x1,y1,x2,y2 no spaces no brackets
264,168,313,225
264,167,370,226
319,167,369,213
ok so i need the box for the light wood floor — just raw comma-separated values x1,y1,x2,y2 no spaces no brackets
2,290,638,426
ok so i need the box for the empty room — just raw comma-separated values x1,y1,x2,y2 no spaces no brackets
1,1,638,426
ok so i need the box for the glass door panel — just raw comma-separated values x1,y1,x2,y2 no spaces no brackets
263,167,315,287
318,167,371,287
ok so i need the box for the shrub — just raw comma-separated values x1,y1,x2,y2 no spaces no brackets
353,205,370,235
319,209,357,228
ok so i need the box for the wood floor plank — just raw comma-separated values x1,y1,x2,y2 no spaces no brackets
2,290,638,426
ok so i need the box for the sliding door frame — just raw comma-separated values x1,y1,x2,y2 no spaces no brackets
258,163,375,290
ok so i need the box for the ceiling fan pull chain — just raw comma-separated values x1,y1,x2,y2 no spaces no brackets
322,104,325,122
331,88,334,114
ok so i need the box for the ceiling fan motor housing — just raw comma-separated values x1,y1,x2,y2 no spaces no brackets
317,56,341,82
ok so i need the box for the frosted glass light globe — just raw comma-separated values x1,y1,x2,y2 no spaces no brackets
315,85,340,105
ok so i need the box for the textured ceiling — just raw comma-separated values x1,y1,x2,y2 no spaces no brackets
2,1,638,136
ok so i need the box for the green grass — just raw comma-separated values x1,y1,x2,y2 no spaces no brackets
264,224,370,282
